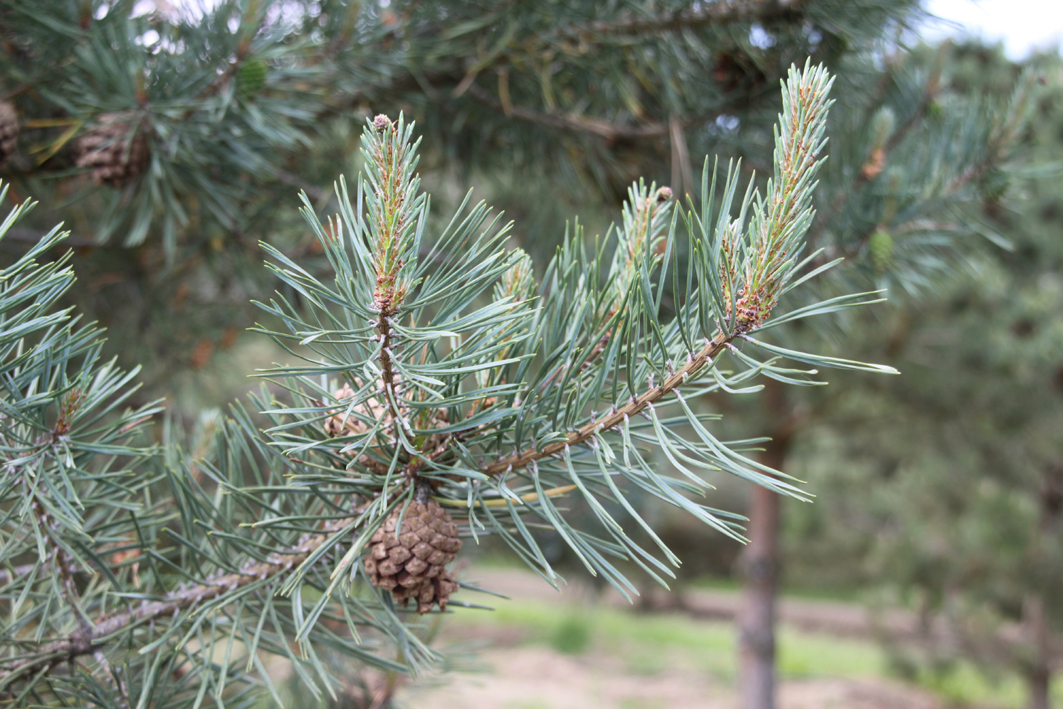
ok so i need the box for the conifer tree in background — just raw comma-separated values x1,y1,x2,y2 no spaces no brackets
781,45,1063,709
725,40,1038,709
0,2,1039,708
0,64,894,708
1,0,914,389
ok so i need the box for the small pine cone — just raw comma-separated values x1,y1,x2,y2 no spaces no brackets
324,381,393,451
324,380,448,440
364,499,462,614
236,58,268,99
75,112,149,187
868,228,893,274
0,101,18,165
324,383,367,437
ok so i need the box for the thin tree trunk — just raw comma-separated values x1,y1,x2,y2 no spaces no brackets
737,380,796,709
738,479,782,709
1024,592,1051,709
1026,665,1051,709
1025,468,1062,709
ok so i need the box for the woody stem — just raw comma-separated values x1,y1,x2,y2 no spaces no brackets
483,330,733,477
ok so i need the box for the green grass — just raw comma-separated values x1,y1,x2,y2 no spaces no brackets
451,596,1063,708
777,627,885,678
913,663,1063,708
451,598,883,683
253,588,1063,709
260,553,1063,709
550,614,593,655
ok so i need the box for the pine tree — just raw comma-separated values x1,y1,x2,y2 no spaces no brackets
0,3,1038,708
780,45,1063,709
0,63,899,708
723,39,1037,709
0,0,911,388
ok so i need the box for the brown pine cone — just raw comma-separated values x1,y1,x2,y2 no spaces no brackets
75,112,149,187
324,380,449,449
364,498,462,614
324,382,387,437
0,101,18,165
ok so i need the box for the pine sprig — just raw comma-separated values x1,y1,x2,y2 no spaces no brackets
738,63,834,329
0,63,903,705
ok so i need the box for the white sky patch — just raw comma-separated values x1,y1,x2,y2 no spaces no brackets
921,0,1063,59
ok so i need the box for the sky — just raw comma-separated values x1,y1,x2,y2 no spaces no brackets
921,0,1063,59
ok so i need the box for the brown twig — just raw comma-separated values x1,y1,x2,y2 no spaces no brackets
0,513,357,687
462,83,672,140
483,330,733,478
462,82,741,142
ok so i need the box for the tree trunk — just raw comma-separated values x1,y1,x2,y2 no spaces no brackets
1026,665,1051,709
1024,468,1062,709
1023,591,1051,709
738,479,782,709
737,380,795,709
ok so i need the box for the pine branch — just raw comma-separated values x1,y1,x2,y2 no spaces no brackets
461,81,761,142
486,61,836,478
462,83,671,140
0,62,910,701
0,512,357,686
805,57,943,252
945,69,1035,194
801,61,1035,279
558,0,809,38
535,184,671,393
483,331,731,477
365,115,423,441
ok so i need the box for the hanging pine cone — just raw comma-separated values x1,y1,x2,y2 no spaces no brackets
0,101,18,165
364,496,462,613
75,112,149,187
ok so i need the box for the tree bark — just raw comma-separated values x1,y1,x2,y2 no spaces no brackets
1026,664,1051,709
1024,468,1062,709
1024,591,1051,709
738,478,782,709
737,380,795,709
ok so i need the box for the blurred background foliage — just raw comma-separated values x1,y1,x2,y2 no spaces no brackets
1,0,1061,707
1,0,1000,405
782,43,1063,705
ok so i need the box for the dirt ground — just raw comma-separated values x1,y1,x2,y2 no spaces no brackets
401,645,942,709
397,567,946,709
